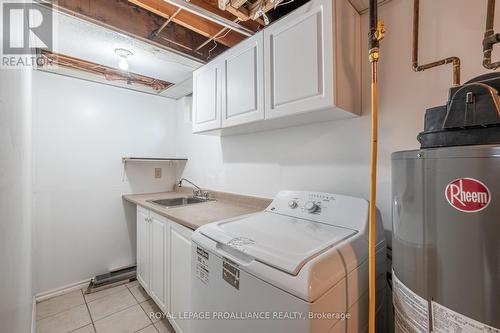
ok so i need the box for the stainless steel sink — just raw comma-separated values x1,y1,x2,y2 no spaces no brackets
147,197,214,209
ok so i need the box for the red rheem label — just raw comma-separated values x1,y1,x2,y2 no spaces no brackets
445,178,491,213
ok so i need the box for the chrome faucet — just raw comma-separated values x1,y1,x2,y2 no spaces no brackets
177,178,209,200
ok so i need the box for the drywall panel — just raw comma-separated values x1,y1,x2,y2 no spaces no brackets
32,71,180,293
0,42,34,333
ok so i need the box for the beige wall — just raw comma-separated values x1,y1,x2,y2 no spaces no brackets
175,0,499,244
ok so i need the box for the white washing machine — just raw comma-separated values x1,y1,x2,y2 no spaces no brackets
191,191,387,333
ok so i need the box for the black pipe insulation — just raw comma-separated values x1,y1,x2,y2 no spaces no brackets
368,0,379,53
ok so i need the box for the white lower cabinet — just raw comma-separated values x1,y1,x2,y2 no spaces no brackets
137,206,151,292
136,206,194,333
149,212,168,311
169,223,193,333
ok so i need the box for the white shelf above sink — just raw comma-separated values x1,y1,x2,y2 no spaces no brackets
121,157,188,163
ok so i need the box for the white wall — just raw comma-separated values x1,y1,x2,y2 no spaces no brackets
0,59,33,333
30,0,500,294
175,0,500,243
32,71,180,294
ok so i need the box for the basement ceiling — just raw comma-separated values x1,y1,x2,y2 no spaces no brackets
35,0,389,97
35,5,202,98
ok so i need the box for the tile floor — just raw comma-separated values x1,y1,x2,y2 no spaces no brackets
36,281,175,333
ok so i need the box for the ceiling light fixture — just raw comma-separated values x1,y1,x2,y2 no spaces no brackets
114,48,133,71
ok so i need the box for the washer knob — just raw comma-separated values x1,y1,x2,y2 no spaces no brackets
288,200,298,209
305,201,319,213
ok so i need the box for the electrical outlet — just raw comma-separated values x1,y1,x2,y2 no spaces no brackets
155,168,162,179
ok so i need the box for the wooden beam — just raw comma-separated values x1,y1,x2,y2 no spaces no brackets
48,0,228,61
189,0,264,26
129,0,246,47
230,0,247,9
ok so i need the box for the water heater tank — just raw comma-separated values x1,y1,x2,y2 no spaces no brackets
392,146,499,332
392,73,500,333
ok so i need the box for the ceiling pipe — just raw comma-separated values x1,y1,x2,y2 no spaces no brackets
368,0,384,333
163,0,255,36
483,0,500,70
412,0,461,86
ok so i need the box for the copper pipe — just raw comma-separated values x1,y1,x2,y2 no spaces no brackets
483,0,500,69
412,0,461,86
368,60,379,333
368,1,384,333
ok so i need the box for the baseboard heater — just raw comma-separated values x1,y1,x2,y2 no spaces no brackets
85,265,136,294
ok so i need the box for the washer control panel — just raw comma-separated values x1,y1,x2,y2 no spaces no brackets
266,191,368,229
267,192,337,216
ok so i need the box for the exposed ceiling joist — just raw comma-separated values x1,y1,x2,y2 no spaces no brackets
128,0,247,47
48,0,229,61
188,0,263,26
231,0,247,8
164,0,255,36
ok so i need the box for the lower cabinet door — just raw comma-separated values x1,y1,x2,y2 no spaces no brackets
136,207,150,291
150,212,168,311
169,223,194,333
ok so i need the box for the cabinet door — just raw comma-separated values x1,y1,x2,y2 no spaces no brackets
264,0,333,119
136,207,150,292
149,212,168,311
222,32,264,128
192,60,222,133
169,223,194,333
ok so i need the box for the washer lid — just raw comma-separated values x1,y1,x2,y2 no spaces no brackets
199,212,357,275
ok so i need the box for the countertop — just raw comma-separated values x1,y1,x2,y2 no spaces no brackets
123,187,272,230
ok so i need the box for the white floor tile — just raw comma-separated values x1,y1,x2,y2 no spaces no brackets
139,300,162,323
94,304,151,333
83,285,127,303
87,289,137,321
128,284,151,303
136,325,158,333
37,304,91,333
153,319,176,333
71,324,96,333
37,290,85,320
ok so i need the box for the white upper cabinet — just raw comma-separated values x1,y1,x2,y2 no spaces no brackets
265,0,360,120
192,59,222,133
192,0,360,135
222,31,264,127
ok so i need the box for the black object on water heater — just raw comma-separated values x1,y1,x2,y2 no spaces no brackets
418,73,500,148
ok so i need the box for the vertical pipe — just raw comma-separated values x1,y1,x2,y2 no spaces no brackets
368,1,383,333
368,59,378,333
483,0,500,69
412,0,419,70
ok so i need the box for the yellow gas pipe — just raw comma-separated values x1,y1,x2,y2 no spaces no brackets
368,20,385,333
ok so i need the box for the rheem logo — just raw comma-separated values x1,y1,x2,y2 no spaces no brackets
445,178,491,213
